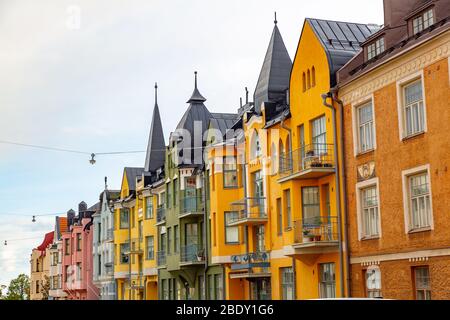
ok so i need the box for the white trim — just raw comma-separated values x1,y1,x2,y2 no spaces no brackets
143,267,158,276
271,248,290,259
401,164,434,233
351,247,450,264
351,94,377,156
396,70,428,141
355,177,382,240
211,255,232,264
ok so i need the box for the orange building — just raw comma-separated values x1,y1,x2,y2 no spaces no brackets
337,0,450,299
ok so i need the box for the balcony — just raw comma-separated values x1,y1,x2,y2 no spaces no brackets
179,196,204,219
278,143,335,182
179,244,205,267
155,205,166,226
127,272,145,290
106,228,114,242
124,238,143,255
229,252,271,279
157,251,166,268
227,197,267,227
286,216,339,256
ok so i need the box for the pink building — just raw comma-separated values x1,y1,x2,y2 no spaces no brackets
61,201,100,300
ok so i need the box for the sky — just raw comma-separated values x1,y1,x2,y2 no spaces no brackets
0,0,383,287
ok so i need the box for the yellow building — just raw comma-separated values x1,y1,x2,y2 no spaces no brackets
114,83,166,300
30,231,53,300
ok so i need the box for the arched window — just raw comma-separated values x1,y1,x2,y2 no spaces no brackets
302,72,306,92
270,142,277,175
312,66,316,87
307,69,311,89
250,130,262,160
366,266,382,298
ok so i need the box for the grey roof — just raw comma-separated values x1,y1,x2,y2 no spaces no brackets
87,202,100,212
254,23,292,114
306,18,380,86
187,72,206,103
210,113,239,135
124,167,144,191
144,83,166,173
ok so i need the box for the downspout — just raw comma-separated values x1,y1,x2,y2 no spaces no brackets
330,88,351,297
202,170,208,300
321,93,344,298
280,114,296,298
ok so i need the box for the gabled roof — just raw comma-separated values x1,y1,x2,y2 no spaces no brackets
306,18,380,86
55,216,68,240
254,21,292,113
124,167,145,191
36,231,54,254
210,113,239,135
144,83,166,173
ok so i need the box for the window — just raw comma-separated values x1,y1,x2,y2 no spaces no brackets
312,116,326,152
145,197,153,219
361,186,379,238
76,233,82,251
403,79,425,137
76,262,82,281
161,279,169,300
284,189,292,229
365,266,382,298
119,209,129,229
120,243,129,264
214,274,223,300
52,252,58,266
167,183,172,208
223,157,238,188
357,101,375,153
208,275,214,300
36,280,40,294
319,263,336,298
174,225,179,253
173,178,178,206
281,267,294,300
414,266,431,300
64,239,70,255
65,266,69,283
167,227,172,254
367,37,385,60
307,69,311,89
408,172,432,230
277,198,282,235
413,9,434,35
302,187,320,221
311,66,316,87
302,72,306,92
250,130,262,159
225,212,239,244
146,236,154,260
138,220,143,242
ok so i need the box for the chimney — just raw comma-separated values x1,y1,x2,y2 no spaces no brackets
78,201,87,220
383,0,419,27
67,209,75,228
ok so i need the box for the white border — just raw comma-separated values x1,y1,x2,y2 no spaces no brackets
355,177,382,241
351,94,377,156
401,164,434,234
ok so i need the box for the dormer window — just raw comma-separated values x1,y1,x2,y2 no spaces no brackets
412,9,434,35
367,37,385,60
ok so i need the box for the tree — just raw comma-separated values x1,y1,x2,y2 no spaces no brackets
4,274,30,300
41,275,50,300
0,284,6,299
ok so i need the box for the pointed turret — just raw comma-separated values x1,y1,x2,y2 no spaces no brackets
186,71,207,103
144,83,166,173
253,13,292,114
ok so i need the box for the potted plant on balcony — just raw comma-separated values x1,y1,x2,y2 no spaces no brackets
302,229,313,243
196,249,205,262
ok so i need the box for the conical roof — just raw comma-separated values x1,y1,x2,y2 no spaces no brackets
186,71,206,103
254,18,292,113
144,83,166,172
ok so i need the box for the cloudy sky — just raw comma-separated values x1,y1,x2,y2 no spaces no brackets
0,0,383,288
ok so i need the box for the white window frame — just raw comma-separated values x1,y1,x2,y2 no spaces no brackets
367,37,385,60
352,95,377,156
402,164,434,234
396,71,427,141
356,177,382,240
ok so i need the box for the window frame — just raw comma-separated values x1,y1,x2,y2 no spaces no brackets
224,211,240,244
353,97,376,155
319,263,336,299
223,156,238,189
396,72,427,141
280,267,295,300
402,164,434,233
145,196,153,219
367,37,385,60
414,266,431,300
145,235,154,260
412,8,434,35
119,208,130,229
356,177,382,240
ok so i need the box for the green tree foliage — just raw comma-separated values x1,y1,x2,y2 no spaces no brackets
3,274,30,300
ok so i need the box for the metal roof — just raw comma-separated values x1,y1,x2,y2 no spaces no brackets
124,167,145,191
210,113,239,135
144,83,166,173
253,22,292,114
306,18,380,86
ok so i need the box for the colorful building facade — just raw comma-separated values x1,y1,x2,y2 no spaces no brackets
48,216,68,300
30,231,53,300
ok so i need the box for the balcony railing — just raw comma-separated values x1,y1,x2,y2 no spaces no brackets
230,251,271,278
180,244,205,265
279,143,335,181
228,197,267,226
156,205,166,225
124,238,143,255
157,251,166,267
179,196,204,218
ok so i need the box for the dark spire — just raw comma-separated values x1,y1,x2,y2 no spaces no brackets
144,82,166,173
253,14,292,114
187,71,206,103
274,11,277,25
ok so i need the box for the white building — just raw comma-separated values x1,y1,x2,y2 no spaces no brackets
48,215,68,300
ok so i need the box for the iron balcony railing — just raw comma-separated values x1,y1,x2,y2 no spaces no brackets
231,251,270,273
157,250,166,266
180,244,205,264
279,143,334,177
179,196,204,216
228,197,267,225
293,216,339,244
156,205,166,224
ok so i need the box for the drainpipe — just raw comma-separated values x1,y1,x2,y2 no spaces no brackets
128,203,132,300
202,171,208,300
330,88,351,297
321,92,344,298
